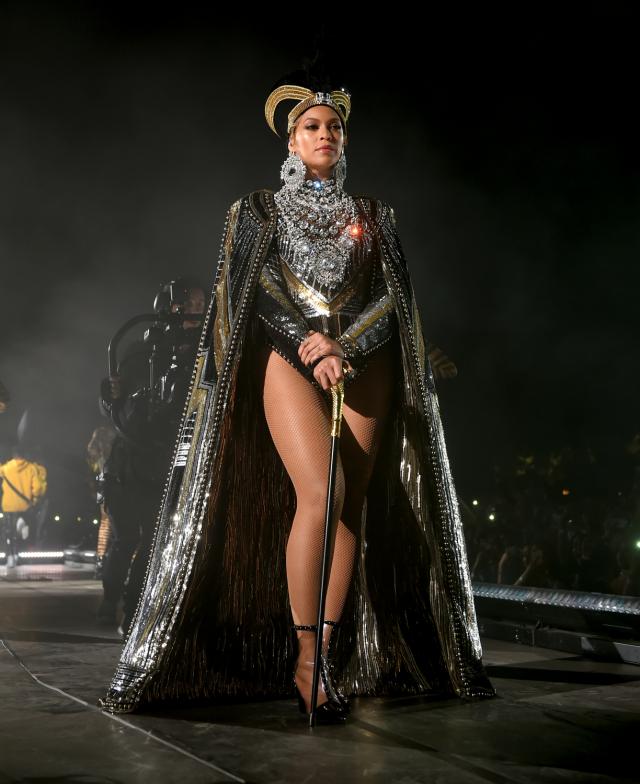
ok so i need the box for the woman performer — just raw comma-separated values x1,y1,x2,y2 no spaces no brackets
98,67,496,724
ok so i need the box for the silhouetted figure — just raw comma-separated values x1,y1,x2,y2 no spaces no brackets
98,280,206,632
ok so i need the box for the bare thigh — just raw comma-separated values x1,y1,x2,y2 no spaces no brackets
340,342,395,518
257,342,394,514
259,346,344,507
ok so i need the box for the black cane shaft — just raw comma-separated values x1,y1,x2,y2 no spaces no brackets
307,378,344,728
309,432,340,728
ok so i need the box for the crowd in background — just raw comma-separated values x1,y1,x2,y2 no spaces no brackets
464,437,640,597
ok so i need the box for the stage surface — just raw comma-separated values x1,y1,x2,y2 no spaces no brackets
1,568,637,783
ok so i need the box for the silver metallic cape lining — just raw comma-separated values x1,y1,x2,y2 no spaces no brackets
98,189,495,714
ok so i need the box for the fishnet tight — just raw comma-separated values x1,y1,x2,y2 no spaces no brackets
259,342,394,709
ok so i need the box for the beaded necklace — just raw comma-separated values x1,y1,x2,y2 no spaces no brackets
273,175,365,289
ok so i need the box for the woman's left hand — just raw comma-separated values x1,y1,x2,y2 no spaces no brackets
312,355,350,391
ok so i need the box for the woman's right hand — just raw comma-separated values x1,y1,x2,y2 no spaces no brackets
299,330,344,367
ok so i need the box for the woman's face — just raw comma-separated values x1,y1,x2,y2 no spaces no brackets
288,104,346,178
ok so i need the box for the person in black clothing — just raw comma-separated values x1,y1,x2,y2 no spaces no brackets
0,379,9,413
98,278,206,633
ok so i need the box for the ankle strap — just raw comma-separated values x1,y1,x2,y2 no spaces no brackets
291,620,341,631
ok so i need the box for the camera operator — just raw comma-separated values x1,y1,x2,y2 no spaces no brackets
97,277,207,634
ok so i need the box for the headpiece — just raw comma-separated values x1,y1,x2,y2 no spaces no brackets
265,85,351,138
264,55,352,138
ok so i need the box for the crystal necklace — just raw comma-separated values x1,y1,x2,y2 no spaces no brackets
273,174,362,289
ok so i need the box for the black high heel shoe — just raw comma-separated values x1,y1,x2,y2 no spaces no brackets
292,622,348,723
320,620,351,714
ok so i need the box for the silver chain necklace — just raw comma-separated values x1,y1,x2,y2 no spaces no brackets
273,175,361,289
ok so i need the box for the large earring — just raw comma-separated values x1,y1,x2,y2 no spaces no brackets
280,150,307,190
334,149,347,188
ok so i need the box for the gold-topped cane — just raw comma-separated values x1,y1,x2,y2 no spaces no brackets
309,372,346,728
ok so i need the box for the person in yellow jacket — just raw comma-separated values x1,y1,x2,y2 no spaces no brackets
0,446,47,568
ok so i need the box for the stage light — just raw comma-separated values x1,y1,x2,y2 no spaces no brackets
63,548,97,564
54,515,60,521
1,550,95,565
472,499,478,506
488,513,495,521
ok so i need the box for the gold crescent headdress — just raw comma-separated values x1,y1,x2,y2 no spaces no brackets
264,84,351,138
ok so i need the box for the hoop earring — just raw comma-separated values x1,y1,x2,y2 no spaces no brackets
280,150,307,190
334,150,347,188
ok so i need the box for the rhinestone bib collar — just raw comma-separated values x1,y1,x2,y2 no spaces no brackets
273,175,362,289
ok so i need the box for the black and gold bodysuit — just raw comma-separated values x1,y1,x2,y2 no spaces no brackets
254,201,397,388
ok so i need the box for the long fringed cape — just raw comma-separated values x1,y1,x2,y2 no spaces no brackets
99,189,496,713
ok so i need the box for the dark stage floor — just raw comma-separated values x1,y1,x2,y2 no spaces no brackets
1,566,638,783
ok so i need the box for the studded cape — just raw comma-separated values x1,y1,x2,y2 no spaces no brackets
98,189,496,714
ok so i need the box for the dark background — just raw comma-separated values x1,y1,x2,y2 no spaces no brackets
0,2,638,527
